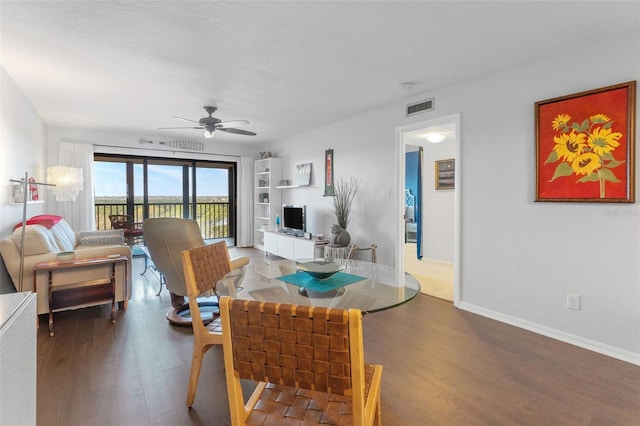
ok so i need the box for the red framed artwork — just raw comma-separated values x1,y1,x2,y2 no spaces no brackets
535,81,636,203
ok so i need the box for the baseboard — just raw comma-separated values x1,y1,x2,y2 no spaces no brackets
457,301,640,366
421,257,453,267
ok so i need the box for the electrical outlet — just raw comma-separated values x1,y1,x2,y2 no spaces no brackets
567,293,581,310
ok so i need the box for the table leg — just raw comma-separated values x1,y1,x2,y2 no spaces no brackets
123,259,128,310
157,272,165,296
34,271,39,330
110,263,116,323
47,271,54,336
141,253,149,275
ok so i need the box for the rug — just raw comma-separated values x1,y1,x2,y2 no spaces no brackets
404,243,453,302
277,271,366,292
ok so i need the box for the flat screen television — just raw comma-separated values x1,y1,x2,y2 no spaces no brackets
282,204,306,235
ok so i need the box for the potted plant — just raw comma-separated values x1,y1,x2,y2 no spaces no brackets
330,176,359,246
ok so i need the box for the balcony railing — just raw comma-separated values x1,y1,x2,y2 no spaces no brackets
95,202,231,240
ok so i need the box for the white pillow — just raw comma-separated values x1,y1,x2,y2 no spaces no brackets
50,221,75,251
11,225,59,255
54,219,78,247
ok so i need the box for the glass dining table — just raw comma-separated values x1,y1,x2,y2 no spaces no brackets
215,259,421,314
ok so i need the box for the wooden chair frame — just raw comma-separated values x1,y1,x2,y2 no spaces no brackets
219,297,383,425
182,241,236,407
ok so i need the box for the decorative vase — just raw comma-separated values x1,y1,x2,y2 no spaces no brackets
329,223,351,247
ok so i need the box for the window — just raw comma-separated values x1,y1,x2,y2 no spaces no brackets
94,154,236,243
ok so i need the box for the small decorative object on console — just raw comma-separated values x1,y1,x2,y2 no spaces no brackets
56,251,76,262
329,223,351,247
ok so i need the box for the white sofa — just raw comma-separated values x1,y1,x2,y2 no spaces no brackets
0,215,131,315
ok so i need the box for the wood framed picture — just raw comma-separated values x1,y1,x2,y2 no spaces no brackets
535,81,636,203
435,159,455,190
324,149,334,196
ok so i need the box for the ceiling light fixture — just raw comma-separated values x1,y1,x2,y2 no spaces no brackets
46,165,84,201
425,133,446,143
204,129,215,139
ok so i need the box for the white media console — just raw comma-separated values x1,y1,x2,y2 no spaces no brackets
263,231,327,260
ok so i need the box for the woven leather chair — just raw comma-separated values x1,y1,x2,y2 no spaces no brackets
219,297,383,425
108,214,144,245
182,241,247,407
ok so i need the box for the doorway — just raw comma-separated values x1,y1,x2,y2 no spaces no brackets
395,114,461,306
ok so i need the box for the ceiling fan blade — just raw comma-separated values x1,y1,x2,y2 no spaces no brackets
216,120,249,129
157,126,204,130
172,116,200,124
217,127,257,136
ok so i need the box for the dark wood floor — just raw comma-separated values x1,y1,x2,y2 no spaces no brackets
36,248,640,425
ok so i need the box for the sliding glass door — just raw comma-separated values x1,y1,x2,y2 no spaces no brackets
94,154,236,243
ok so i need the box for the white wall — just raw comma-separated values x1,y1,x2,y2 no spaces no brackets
267,107,405,265
265,29,640,363
0,67,47,293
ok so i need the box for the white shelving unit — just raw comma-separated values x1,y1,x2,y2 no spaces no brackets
254,158,281,250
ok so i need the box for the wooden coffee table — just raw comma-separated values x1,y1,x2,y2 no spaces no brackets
33,255,128,336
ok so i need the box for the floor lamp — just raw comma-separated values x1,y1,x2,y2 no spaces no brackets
8,172,55,292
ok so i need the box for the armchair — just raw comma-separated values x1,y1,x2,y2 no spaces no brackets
142,218,248,326
108,214,144,245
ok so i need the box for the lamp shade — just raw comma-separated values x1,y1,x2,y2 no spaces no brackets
46,166,84,201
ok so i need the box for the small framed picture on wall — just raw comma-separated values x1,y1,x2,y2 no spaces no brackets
435,159,455,190
324,149,334,196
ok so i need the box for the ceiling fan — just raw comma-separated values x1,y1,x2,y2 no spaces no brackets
158,106,256,138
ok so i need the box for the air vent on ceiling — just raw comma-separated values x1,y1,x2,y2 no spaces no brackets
139,139,204,152
406,97,434,117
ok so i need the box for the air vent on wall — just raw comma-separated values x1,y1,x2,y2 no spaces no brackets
139,139,204,152
406,97,434,117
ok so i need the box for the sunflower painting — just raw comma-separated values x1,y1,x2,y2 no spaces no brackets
535,81,636,202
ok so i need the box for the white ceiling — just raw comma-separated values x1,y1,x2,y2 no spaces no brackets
2,1,639,145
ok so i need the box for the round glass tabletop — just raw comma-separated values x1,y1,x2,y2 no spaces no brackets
216,259,421,314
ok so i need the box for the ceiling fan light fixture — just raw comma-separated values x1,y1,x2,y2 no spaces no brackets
160,106,256,138
425,132,446,143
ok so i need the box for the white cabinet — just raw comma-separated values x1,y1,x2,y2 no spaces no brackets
278,237,295,260
0,292,36,426
254,158,281,250
264,231,279,255
263,231,323,260
294,238,316,260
